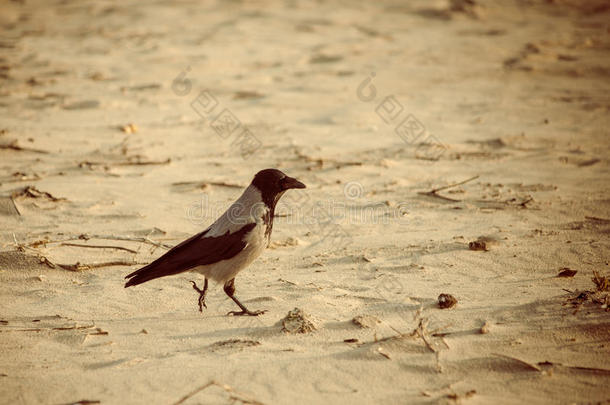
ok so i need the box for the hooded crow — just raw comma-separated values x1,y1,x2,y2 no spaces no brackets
124,168,306,316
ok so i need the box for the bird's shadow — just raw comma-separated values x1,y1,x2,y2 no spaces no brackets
169,316,281,341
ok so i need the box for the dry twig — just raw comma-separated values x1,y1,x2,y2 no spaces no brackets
410,318,437,353
24,234,172,250
60,242,138,254
0,140,49,154
418,175,479,202
172,380,265,405
78,158,171,168
54,260,146,272
172,180,244,189
7,197,21,216
11,186,66,202
0,324,95,333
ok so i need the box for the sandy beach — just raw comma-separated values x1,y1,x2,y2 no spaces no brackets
1,0,609,404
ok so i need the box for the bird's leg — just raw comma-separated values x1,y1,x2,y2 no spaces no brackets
223,278,267,316
190,278,208,312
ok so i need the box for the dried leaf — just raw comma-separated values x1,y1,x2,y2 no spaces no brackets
557,268,577,278
592,270,608,291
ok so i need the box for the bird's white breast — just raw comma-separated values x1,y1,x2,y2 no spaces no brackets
193,185,271,283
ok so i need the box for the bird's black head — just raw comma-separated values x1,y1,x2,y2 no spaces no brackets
251,168,306,208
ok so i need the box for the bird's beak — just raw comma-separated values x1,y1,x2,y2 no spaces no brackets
281,176,306,190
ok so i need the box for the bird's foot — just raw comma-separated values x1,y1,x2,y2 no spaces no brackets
227,309,267,317
197,296,207,312
190,280,207,312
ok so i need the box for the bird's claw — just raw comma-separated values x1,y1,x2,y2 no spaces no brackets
190,280,207,313
227,309,267,317
197,296,207,312
190,280,203,293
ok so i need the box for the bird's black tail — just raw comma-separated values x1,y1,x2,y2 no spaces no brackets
124,258,184,287
124,263,163,288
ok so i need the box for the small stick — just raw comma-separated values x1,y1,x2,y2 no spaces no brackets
35,254,145,271
60,242,138,254
383,321,406,337
173,380,265,405
519,197,533,207
24,235,172,250
0,328,42,333
118,158,171,166
12,186,66,202
82,234,173,249
0,140,49,154
413,318,437,353
55,260,147,272
563,365,610,375
173,381,216,405
0,173,41,183
52,325,96,331
375,317,436,354
171,180,245,190
333,161,363,169
585,216,610,223
475,197,533,207
79,158,171,167
377,347,391,360
9,196,21,216
418,175,479,202
428,323,454,336
0,324,95,333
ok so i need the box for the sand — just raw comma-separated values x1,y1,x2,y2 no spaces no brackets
1,0,609,404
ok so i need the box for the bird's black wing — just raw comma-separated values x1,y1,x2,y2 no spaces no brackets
124,222,256,287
